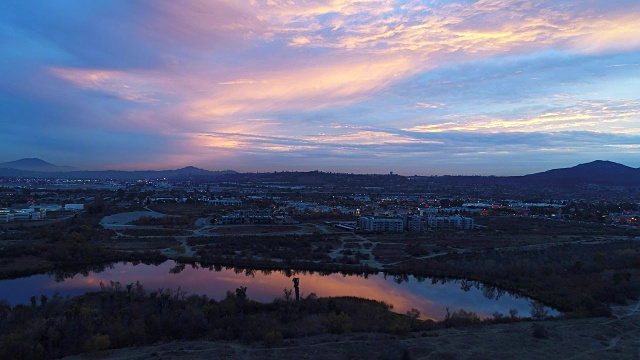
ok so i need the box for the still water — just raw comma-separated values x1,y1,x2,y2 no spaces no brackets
0,261,557,320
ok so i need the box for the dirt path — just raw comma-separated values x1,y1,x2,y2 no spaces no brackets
175,236,195,257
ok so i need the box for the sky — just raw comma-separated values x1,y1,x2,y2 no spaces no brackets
1,0,640,175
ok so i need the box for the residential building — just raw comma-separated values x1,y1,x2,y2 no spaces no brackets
358,216,403,232
208,198,242,206
218,209,273,225
427,215,474,230
64,203,85,211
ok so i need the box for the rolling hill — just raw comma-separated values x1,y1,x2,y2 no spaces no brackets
0,158,77,172
0,159,235,180
522,160,640,186
0,158,638,185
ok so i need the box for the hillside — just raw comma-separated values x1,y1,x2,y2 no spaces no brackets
1,158,639,186
522,160,640,186
0,158,77,172
0,159,236,180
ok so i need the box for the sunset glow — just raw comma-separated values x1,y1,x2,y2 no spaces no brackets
2,0,639,174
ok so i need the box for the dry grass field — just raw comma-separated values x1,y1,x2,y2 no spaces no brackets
65,314,640,360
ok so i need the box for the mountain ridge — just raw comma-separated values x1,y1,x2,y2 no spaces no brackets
0,158,638,185
0,158,235,180
0,158,78,172
521,160,640,186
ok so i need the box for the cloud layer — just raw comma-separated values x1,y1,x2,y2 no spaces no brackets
1,0,639,174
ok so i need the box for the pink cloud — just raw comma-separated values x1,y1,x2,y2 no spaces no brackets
47,0,640,153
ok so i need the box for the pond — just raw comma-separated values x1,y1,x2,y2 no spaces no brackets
0,261,558,320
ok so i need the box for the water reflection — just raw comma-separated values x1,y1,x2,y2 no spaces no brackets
0,261,558,320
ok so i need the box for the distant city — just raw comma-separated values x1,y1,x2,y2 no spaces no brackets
2,158,639,229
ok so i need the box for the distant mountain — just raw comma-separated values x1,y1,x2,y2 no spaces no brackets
522,160,640,186
0,160,236,180
1,158,639,185
0,158,77,172
70,166,237,180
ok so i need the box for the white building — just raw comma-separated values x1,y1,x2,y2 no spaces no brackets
407,215,423,232
218,209,272,224
1,207,47,221
282,202,318,213
359,216,403,232
13,211,32,221
419,208,440,215
208,198,242,206
64,204,85,211
420,207,482,215
31,204,61,212
427,215,474,230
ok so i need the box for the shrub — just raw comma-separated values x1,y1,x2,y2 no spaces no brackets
263,331,283,348
530,301,549,320
327,311,352,333
173,245,186,254
531,323,549,339
85,334,111,353
443,308,481,328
